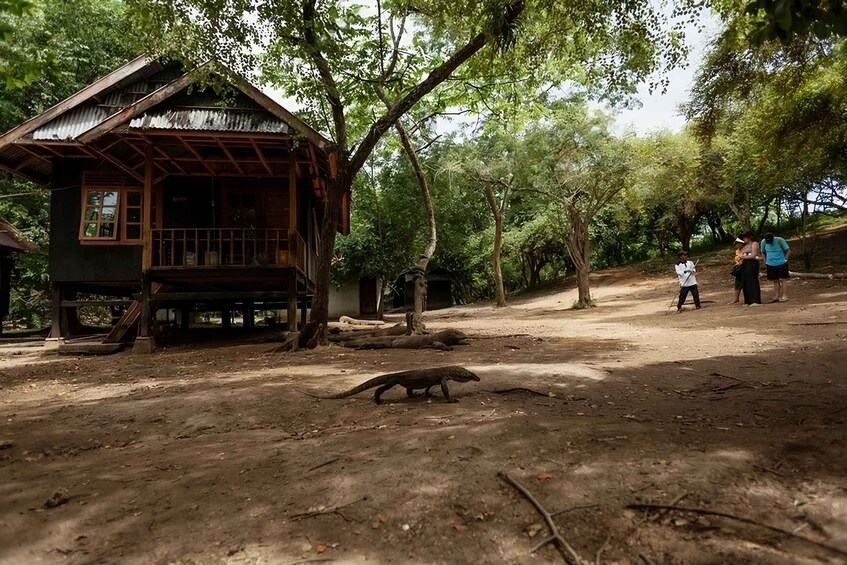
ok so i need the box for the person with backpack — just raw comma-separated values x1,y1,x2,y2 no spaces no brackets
761,232,791,303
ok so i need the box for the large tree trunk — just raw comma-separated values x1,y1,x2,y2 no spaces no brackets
484,182,507,307
394,121,435,334
565,208,592,308
310,176,345,339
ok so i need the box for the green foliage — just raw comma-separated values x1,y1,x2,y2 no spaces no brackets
0,0,135,329
744,0,847,44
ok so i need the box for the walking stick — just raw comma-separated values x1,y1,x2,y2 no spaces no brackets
665,258,700,315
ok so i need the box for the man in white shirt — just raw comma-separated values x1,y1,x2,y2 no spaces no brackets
675,251,701,312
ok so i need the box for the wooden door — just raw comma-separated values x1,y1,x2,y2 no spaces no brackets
359,277,378,317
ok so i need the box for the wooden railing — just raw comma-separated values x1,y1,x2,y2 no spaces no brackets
152,228,308,275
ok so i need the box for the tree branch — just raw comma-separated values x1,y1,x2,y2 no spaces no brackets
347,0,526,180
301,0,348,151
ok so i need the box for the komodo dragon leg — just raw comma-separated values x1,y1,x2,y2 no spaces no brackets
406,388,423,398
440,378,458,403
374,379,398,404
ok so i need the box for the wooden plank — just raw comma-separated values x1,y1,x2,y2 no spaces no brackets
0,55,150,148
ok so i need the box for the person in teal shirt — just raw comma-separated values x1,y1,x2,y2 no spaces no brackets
761,233,791,302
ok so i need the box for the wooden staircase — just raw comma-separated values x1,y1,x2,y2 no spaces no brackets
103,282,163,344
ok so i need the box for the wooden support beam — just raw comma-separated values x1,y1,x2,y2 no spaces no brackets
289,151,298,232
142,146,154,270
216,138,244,175
81,145,144,182
60,300,133,308
251,139,274,176
178,137,216,176
287,270,298,331
14,144,52,165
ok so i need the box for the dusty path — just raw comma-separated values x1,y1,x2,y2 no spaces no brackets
1,264,846,564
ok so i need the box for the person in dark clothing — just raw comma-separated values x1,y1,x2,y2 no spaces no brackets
739,231,762,306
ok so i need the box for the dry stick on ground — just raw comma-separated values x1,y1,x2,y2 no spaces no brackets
498,471,586,564
626,504,847,558
594,533,610,565
289,496,367,522
551,504,600,517
307,457,340,472
489,388,559,398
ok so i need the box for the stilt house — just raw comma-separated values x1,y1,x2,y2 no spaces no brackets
0,56,348,349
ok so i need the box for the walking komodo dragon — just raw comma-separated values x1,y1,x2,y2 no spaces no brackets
307,366,480,404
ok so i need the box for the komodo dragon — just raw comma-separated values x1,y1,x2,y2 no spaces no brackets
307,366,480,404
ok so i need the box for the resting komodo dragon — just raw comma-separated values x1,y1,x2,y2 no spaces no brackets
307,366,480,404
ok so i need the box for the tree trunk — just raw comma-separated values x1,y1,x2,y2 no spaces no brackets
565,208,592,308
484,182,507,307
310,176,344,339
492,216,506,307
678,214,699,252
755,197,772,235
394,121,435,334
801,196,813,271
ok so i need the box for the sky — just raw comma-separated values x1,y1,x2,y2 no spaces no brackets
610,14,721,135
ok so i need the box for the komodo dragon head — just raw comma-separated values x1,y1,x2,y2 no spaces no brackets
450,367,481,382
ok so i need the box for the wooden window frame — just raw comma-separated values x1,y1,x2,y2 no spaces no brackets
79,173,144,246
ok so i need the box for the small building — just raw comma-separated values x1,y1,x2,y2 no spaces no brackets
0,216,38,335
0,56,349,349
328,277,381,319
392,267,454,311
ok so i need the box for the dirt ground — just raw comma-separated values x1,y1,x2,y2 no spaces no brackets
1,260,846,564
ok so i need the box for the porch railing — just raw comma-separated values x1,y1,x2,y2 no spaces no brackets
151,228,308,276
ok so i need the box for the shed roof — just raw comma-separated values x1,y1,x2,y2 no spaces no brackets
0,217,38,253
0,57,332,187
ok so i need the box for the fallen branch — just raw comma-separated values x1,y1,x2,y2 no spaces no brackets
789,321,847,326
289,496,366,522
625,503,847,558
488,388,559,398
789,271,847,279
499,471,585,564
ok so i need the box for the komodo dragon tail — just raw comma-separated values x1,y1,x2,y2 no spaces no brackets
301,374,391,400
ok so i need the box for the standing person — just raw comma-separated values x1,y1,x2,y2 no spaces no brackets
730,237,745,304
739,231,762,306
675,251,701,312
761,232,791,302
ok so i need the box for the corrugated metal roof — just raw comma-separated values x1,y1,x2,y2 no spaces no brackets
31,66,182,141
129,108,290,133
32,106,111,141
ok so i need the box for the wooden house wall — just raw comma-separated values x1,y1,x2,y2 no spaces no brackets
49,159,142,284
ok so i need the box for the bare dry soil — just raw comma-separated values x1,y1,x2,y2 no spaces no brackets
1,258,846,564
